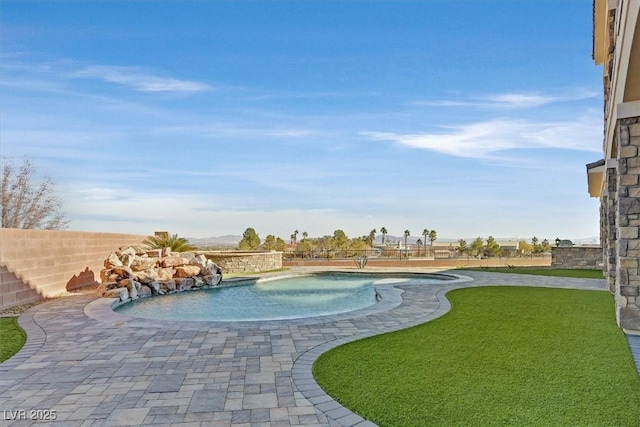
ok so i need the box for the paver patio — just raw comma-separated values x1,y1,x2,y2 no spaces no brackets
0,269,632,426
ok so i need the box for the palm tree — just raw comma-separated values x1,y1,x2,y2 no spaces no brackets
428,230,437,247
403,230,410,256
143,233,196,252
302,231,308,241
380,227,388,245
368,229,377,248
416,238,423,257
422,229,429,257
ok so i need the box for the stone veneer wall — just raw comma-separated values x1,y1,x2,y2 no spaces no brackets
551,247,604,270
0,228,146,310
604,166,618,293
614,117,640,331
200,251,282,274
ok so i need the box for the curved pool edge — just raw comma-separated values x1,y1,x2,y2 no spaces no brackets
83,271,473,329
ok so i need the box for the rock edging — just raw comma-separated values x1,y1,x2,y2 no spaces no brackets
97,247,223,302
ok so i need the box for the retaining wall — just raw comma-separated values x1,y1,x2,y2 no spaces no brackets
201,251,283,273
551,246,604,270
0,228,146,310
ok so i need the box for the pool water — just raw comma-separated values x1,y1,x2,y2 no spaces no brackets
114,273,383,321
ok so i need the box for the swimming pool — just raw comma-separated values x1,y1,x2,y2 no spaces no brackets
113,272,453,322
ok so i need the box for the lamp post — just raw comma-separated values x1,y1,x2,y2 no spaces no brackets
555,238,561,247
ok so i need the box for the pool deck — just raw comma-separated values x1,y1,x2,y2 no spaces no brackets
0,269,636,426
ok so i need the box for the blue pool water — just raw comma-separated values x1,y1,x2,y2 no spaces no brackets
115,273,383,321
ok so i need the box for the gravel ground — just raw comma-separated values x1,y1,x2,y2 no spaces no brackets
0,292,76,316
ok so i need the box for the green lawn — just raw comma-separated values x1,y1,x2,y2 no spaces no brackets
0,317,26,362
460,267,604,279
313,287,639,426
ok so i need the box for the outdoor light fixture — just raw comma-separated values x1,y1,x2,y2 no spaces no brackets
555,238,561,247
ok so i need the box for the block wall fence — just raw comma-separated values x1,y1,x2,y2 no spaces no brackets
0,228,146,310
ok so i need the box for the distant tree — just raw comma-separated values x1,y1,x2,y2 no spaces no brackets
540,239,551,252
298,238,313,257
332,229,349,250
291,229,299,246
368,228,377,248
348,237,369,252
428,230,437,246
380,227,388,245
239,227,261,250
470,237,484,256
262,234,277,250
1,158,68,230
275,237,286,252
416,238,423,257
519,240,533,255
456,239,467,256
422,229,429,256
531,236,540,253
143,233,196,252
485,235,502,257
403,230,410,252
302,231,308,241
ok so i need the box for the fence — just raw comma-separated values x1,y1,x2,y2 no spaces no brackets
0,228,147,310
283,248,547,261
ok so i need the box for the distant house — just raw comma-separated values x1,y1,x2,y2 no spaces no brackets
588,0,639,333
497,241,522,256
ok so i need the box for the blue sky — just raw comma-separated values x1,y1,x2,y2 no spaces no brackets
1,0,603,241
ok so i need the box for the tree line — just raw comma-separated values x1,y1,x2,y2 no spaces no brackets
240,228,554,258
455,236,553,257
238,227,439,252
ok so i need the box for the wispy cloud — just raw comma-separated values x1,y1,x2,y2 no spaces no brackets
69,65,211,93
414,90,598,110
361,115,601,160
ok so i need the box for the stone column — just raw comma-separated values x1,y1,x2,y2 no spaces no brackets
615,116,640,332
604,167,617,293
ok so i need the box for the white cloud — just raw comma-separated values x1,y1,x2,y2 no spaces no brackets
70,65,211,93
361,115,602,160
484,93,558,108
414,90,598,110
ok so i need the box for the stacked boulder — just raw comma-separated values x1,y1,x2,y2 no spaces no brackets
97,247,223,301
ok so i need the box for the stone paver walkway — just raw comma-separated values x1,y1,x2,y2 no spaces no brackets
1,269,633,426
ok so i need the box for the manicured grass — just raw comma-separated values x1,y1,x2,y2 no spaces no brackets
313,287,640,426
460,267,604,279
0,317,26,362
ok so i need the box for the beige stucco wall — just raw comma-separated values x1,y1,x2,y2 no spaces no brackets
0,228,146,310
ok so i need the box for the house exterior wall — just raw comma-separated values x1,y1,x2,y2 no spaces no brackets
592,0,640,333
